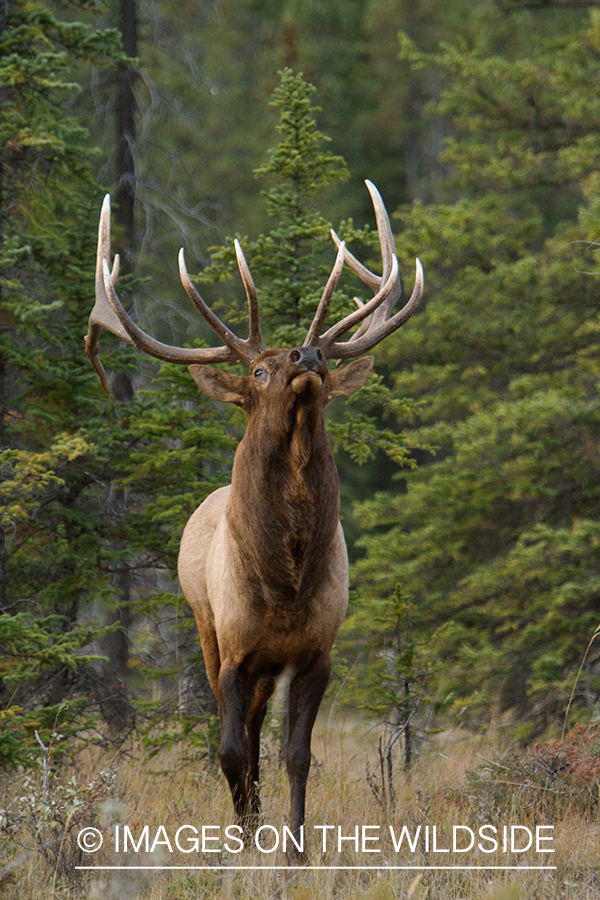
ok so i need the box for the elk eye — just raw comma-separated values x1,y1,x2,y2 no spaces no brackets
253,367,268,386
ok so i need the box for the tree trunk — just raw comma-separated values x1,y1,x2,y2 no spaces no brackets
115,0,137,261
101,0,138,729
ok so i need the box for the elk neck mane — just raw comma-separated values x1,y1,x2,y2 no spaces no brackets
226,388,340,614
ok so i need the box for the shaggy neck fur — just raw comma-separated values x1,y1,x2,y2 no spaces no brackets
227,391,339,616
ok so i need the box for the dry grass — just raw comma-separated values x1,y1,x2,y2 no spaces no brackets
0,714,598,899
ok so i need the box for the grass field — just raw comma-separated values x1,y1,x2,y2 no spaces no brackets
1,714,598,899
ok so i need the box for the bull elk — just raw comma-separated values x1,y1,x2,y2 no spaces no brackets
85,181,423,858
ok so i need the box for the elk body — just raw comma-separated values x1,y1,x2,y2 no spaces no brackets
86,182,423,857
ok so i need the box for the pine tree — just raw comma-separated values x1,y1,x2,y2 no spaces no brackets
198,68,350,347
0,0,227,764
353,9,600,738
0,0,125,763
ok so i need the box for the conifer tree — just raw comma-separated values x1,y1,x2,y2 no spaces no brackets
0,0,125,763
0,0,227,764
352,10,600,737
198,69,350,347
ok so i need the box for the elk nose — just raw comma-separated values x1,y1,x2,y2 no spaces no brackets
290,347,325,370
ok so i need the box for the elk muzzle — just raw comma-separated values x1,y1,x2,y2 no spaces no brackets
289,347,327,396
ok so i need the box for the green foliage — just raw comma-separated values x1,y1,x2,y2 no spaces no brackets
111,362,234,563
0,611,107,765
340,585,428,711
199,68,350,347
5,0,596,765
251,69,349,345
0,1,227,766
0,0,127,766
353,10,600,733
401,11,600,210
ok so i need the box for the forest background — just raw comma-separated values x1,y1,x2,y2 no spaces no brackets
2,0,600,780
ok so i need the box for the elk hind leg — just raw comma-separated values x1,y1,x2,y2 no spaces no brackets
246,676,276,825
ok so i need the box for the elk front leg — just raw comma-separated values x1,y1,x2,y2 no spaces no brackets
217,667,252,827
286,657,331,861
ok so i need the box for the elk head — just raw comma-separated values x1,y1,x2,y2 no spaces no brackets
85,181,423,394
187,347,375,461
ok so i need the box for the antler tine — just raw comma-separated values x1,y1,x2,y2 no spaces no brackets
178,249,261,366
331,225,401,325
318,253,400,347
327,259,424,360
234,239,266,354
316,182,423,359
366,179,395,283
348,297,373,342
330,180,395,289
330,229,379,290
303,240,345,348
86,194,134,392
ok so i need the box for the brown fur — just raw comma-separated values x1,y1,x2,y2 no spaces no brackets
178,348,373,857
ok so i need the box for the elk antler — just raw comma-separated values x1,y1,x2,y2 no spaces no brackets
304,180,423,360
85,195,266,392
86,184,422,392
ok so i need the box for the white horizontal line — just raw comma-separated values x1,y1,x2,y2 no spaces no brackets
76,865,557,871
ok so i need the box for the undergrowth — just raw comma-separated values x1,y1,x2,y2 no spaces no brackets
460,723,600,820
1,720,599,898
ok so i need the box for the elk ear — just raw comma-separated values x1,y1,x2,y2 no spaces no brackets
325,356,374,402
189,365,252,410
